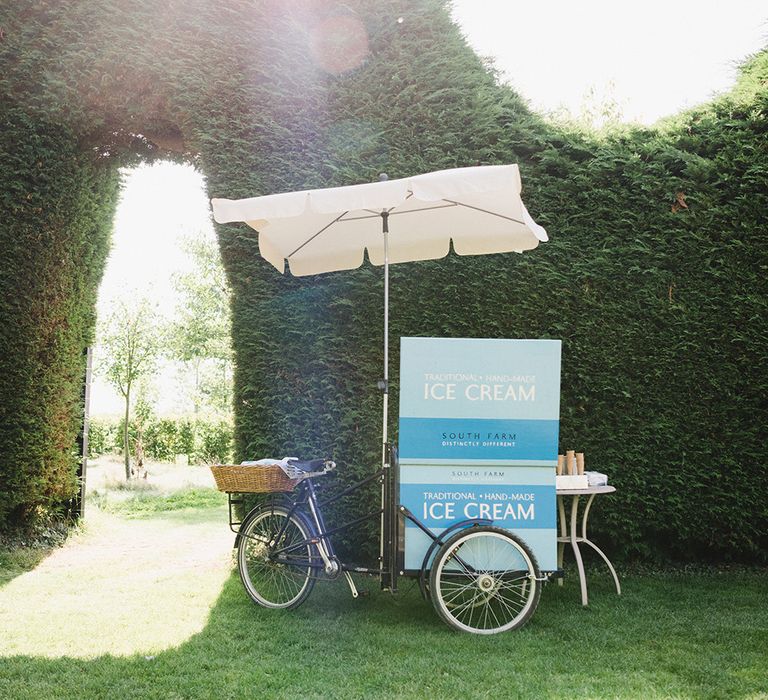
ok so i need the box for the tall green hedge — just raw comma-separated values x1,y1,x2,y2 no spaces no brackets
0,110,119,522
0,0,765,562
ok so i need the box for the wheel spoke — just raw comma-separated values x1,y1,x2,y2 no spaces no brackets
431,528,540,634
494,586,524,618
449,587,479,615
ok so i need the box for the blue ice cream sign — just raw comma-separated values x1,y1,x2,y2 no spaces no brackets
398,338,561,570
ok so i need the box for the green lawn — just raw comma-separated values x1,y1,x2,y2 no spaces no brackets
1,483,766,699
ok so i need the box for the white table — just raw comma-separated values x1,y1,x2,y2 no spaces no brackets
556,485,621,606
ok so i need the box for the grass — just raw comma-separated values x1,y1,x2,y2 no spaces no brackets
0,513,72,587
85,455,227,517
0,547,53,586
1,569,766,699
95,487,226,517
0,463,766,699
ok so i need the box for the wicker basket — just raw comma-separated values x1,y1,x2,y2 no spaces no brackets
210,464,298,493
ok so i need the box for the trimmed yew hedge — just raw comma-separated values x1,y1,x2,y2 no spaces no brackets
0,0,765,562
0,110,119,522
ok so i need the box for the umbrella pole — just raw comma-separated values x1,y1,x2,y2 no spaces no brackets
382,211,389,466
379,211,391,588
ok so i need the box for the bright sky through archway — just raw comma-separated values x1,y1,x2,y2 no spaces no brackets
451,0,766,124
97,164,214,320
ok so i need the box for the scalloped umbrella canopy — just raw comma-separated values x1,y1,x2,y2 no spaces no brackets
211,164,547,276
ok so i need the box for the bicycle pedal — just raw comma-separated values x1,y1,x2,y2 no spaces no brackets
356,589,370,598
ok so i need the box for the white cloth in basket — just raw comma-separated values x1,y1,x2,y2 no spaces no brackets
240,457,312,480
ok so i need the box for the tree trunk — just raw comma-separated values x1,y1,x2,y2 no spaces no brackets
194,358,201,417
123,387,131,480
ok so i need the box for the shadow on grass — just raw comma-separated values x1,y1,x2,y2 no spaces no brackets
0,546,56,588
1,566,766,700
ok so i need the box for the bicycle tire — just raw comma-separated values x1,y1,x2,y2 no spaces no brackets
237,505,316,609
429,526,541,634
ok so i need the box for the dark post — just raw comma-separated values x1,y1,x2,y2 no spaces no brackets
70,346,93,519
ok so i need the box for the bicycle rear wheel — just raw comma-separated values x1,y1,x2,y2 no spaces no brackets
237,505,316,609
429,526,541,634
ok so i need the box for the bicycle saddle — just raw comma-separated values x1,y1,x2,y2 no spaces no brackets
286,458,329,473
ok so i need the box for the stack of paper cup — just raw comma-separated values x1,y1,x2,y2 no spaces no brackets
566,450,576,475
556,450,589,486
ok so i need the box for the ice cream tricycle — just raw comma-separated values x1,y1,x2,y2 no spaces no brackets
211,166,560,634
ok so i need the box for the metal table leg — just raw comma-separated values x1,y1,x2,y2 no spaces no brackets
581,494,621,595
557,495,567,587
557,491,621,606
568,495,588,605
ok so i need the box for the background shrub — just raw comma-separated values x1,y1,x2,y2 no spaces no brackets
195,421,233,464
87,419,119,457
176,420,196,457
89,416,232,466
142,419,178,463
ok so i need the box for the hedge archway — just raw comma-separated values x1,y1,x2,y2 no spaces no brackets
1,0,766,562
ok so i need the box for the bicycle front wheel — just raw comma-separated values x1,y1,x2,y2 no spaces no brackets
430,526,541,634
237,505,316,609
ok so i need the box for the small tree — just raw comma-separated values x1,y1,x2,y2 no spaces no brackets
99,297,160,479
168,232,233,417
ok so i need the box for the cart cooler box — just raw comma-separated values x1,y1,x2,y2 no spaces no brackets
398,337,561,572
